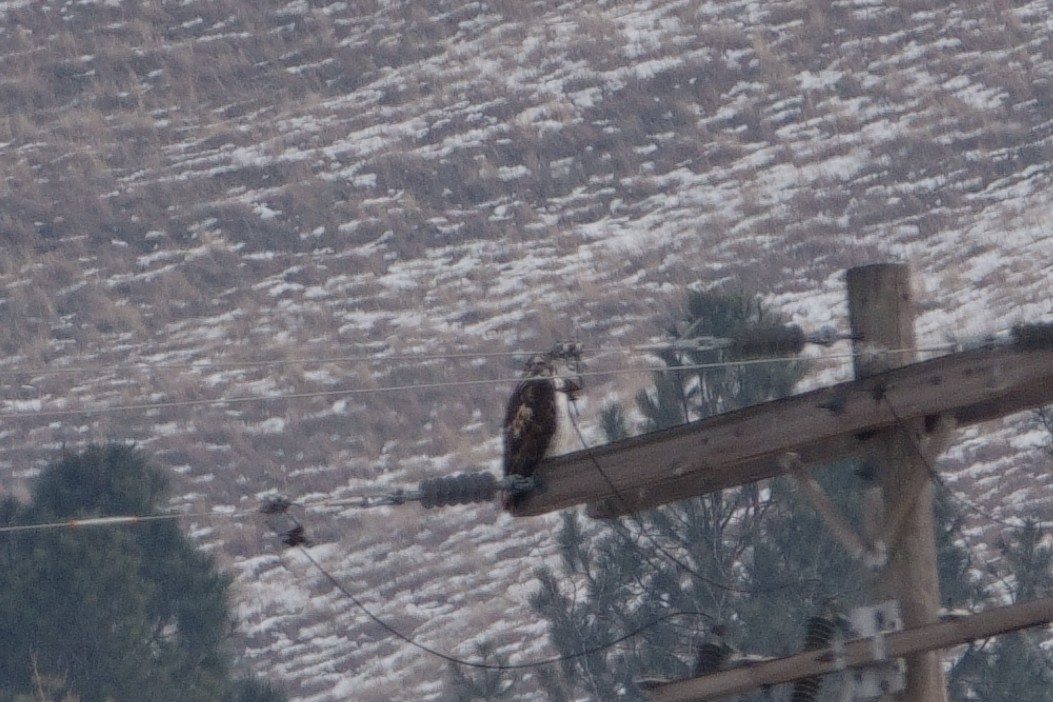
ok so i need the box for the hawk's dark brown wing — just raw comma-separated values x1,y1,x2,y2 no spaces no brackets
502,377,557,482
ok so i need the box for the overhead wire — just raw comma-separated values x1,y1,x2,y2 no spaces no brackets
0,346,936,423
4,342,1046,675
291,544,713,670
0,485,489,536
566,401,822,597
0,375,512,421
0,342,956,380
0,509,256,535
882,396,1029,531
0,497,714,671
0,348,543,378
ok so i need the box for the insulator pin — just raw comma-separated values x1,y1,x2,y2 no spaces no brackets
790,613,840,702
729,325,807,356
790,675,822,702
802,614,838,649
418,472,499,509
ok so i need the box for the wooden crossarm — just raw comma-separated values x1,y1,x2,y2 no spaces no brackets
509,345,1053,518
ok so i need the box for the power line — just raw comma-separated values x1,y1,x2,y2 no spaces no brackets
4,311,1007,383
882,396,1029,531
0,481,507,537
0,509,255,535
0,348,542,378
16,314,1050,390
0,375,513,421
0,342,955,380
0,477,525,535
0,491,711,672
292,544,713,671
0,349,926,423
566,403,821,597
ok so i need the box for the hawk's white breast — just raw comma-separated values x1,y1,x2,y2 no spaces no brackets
546,375,578,457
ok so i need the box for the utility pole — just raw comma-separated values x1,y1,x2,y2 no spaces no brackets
506,264,1053,701
510,337,1053,517
847,263,947,702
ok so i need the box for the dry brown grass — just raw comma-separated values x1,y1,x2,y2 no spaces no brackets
0,0,1051,694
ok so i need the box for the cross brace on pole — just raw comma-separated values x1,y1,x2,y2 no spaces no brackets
641,596,1053,702
508,336,1053,518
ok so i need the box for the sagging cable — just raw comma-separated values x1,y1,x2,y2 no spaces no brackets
261,472,537,546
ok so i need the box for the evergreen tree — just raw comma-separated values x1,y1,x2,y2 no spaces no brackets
947,519,1053,702
443,290,1000,702
636,290,804,427
944,409,1053,701
0,444,285,702
230,677,291,702
1035,405,1053,459
519,292,809,702
736,462,868,660
444,642,519,702
597,402,630,443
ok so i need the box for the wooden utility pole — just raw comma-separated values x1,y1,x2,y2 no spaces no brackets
506,264,1053,701
510,341,1053,517
846,263,947,702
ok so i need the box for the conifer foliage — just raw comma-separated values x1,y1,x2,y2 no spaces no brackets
948,518,1053,702
0,444,284,702
522,292,824,702
447,293,1053,702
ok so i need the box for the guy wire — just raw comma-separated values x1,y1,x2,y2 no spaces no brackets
565,401,822,597
0,349,919,423
292,544,712,670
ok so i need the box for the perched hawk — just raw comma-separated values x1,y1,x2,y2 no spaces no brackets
502,343,583,509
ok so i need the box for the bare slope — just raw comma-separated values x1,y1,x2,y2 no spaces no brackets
1,0,1053,699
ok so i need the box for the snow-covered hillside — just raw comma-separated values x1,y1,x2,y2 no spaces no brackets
2,0,1053,699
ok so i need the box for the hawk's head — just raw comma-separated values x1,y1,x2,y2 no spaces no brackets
521,342,584,399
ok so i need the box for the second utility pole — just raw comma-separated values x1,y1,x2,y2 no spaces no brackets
847,263,947,702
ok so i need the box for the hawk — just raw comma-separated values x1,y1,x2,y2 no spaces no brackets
502,343,583,509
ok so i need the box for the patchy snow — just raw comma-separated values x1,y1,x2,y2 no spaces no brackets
3,0,1053,699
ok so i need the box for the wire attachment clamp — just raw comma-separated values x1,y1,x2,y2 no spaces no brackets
844,600,906,700
260,472,540,546
259,496,310,546
399,472,540,510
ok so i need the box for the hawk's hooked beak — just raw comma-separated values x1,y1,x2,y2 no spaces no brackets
549,339,585,400
562,359,584,400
